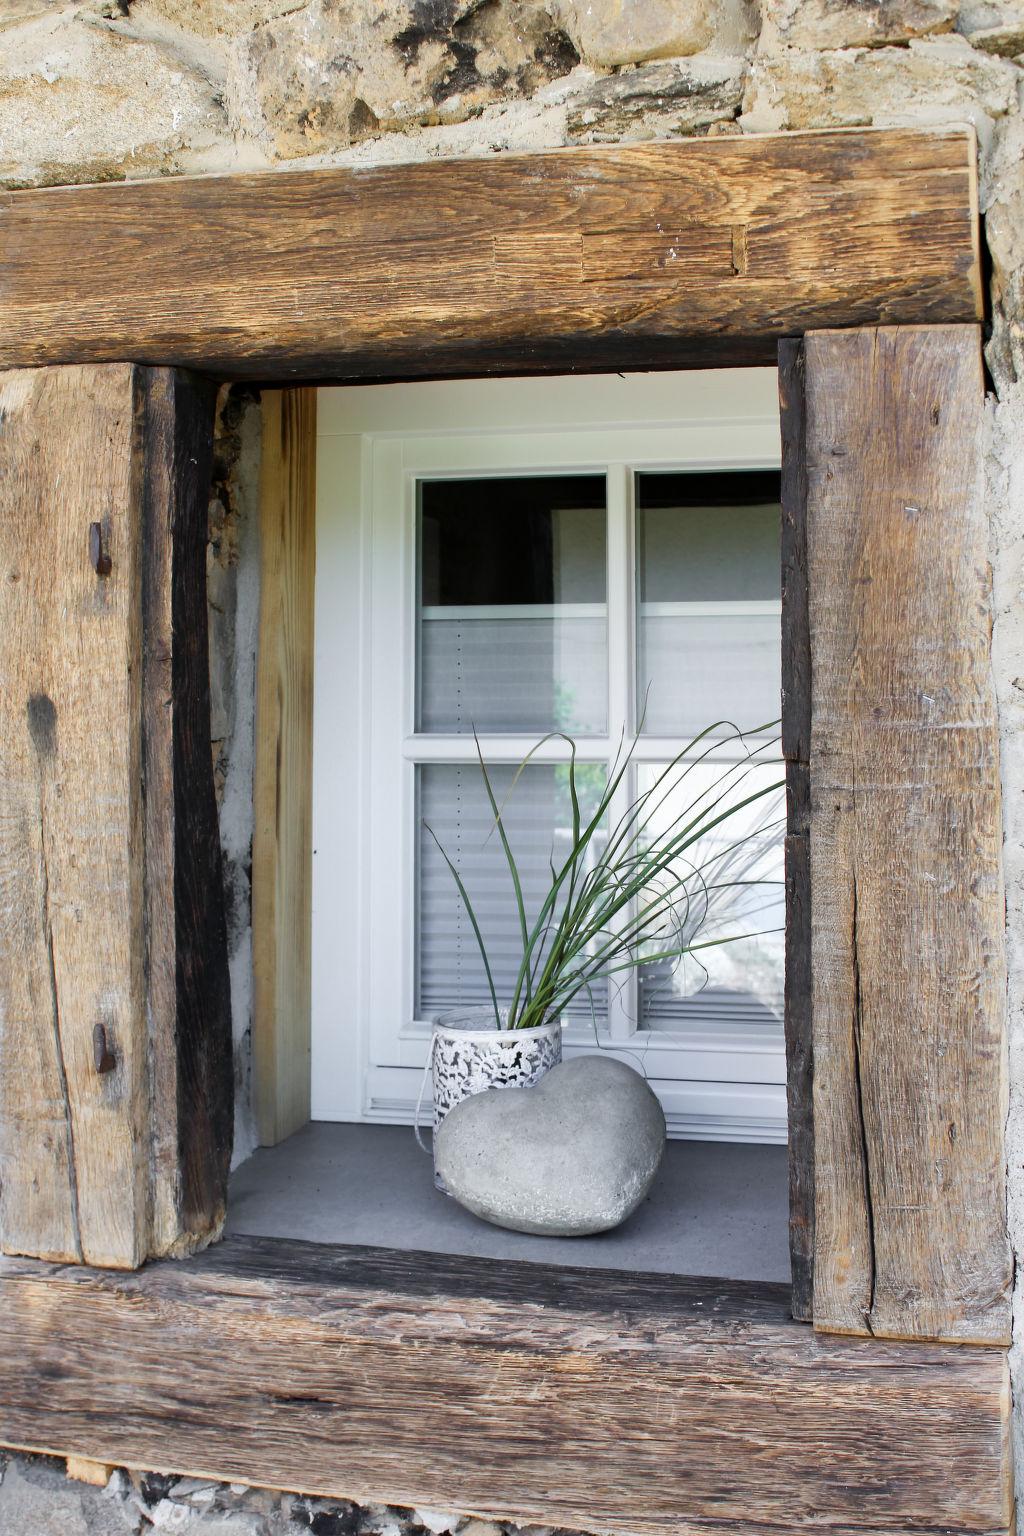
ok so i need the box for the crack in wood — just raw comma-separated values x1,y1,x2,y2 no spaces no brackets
38,783,83,1265
850,873,876,1336
801,326,1010,1344
731,225,748,278
0,365,228,1269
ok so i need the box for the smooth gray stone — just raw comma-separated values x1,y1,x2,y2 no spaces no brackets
434,1055,666,1236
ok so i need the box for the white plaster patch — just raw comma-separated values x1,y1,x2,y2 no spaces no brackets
220,398,263,1170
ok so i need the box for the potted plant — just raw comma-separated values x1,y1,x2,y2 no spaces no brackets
416,721,784,1188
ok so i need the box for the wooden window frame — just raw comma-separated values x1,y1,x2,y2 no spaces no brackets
0,126,1014,1536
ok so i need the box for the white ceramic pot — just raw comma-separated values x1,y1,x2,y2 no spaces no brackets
421,1007,563,1191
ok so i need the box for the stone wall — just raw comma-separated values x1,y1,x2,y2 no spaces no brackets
0,1449,543,1536
2,0,1024,1531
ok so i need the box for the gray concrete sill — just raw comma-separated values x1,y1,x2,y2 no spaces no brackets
227,1122,790,1282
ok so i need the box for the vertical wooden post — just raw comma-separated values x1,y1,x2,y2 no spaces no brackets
778,341,814,1324
0,363,231,1268
140,369,234,1255
798,325,1010,1344
252,389,316,1146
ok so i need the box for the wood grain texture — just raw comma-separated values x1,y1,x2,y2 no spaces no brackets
0,129,980,381
779,340,814,1323
0,1236,1012,1536
805,326,1011,1343
253,390,316,1146
0,365,148,1267
139,369,233,1253
65,1457,113,1487
0,364,230,1267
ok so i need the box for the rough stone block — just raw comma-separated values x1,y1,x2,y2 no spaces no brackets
740,34,1018,138
229,0,579,158
760,0,957,51
984,116,1024,391
567,52,746,138
0,1454,136,1536
414,1508,460,1533
959,0,1024,57
0,0,69,28
97,0,310,40
0,12,230,187
150,1500,197,1531
553,0,757,66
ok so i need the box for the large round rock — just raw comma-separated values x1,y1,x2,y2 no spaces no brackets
434,1055,666,1236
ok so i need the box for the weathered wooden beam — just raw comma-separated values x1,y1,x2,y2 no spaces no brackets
0,1237,1012,1536
0,129,980,382
804,325,1011,1344
0,366,148,1267
778,340,814,1323
0,364,231,1267
253,389,316,1146
140,369,234,1255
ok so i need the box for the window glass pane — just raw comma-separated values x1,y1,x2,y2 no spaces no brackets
634,759,785,1031
417,762,607,1021
418,476,607,734
636,470,781,738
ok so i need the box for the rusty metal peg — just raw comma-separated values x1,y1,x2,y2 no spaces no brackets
93,1021,116,1074
89,521,112,577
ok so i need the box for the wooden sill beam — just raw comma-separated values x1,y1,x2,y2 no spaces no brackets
0,1236,1011,1536
0,128,981,382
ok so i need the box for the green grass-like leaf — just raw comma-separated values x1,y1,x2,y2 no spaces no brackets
428,720,784,1032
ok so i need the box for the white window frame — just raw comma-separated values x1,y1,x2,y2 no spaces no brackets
312,370,787,1142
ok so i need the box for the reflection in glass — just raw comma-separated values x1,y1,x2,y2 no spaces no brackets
418,476,607,734
636,470,781,738
417,762,607,1021
633,758,785,1030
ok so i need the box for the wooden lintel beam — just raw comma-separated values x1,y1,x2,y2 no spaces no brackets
0,128,981,382
0,1237,1012,1536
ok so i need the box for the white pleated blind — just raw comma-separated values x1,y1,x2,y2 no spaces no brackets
637,479,782,743
633,759,785,1032
417,476,607,736
638,606,781,739
635,471,785,1033
419,608,607,734
417,763,607,1022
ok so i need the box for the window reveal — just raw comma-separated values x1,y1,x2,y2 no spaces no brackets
311,374,790,1142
